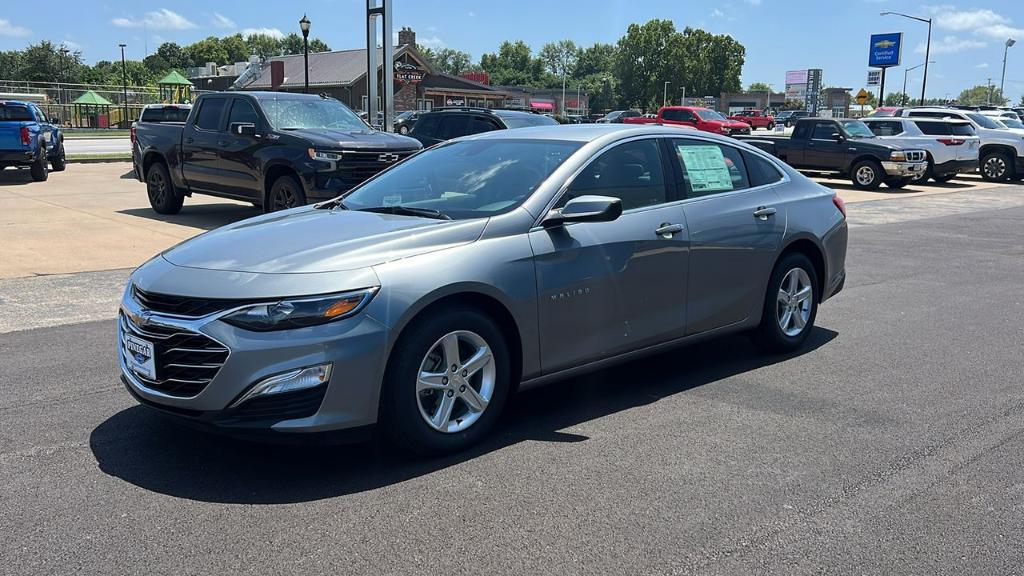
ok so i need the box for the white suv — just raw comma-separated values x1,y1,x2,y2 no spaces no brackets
862,118,980,183
896,107,1024,181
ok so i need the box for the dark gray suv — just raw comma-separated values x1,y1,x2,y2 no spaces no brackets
409,107,558,146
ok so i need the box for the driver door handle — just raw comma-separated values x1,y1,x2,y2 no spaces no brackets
185,137,194,144
753,206,777,220
655,223,684,237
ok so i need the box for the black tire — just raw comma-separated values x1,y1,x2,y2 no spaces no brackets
398,125,410,135
980,150,1013,181
767,122,775,131
266,173,306,213
933,173,957,183
50,141,67,172
30,145,48,182
851,159,883,190
754,252,819,354
380,307,512,455
146,162,183,214
884,177,913,189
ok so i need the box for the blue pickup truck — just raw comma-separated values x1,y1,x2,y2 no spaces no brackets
0,100,66,181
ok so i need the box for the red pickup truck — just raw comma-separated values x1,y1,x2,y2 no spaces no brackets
727,109,775,130
622,106,752,136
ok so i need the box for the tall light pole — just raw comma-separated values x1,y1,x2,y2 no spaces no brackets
118,43,129,129
902,61,933,106
881,11,932,105
663,81,670,107
299,14,311,94
1001,38,1017,102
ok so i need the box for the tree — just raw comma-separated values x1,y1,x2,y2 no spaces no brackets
747,82,772,92
574,43,616,79
957,84,1007,106
220,34,249,63
246,34,282,60
538,40,579,78
1018,94,1024,107
156,42,187,70
782,99,804,110
183,36,229,68
479,40,545,86
884,92,908,106
429,48,472,76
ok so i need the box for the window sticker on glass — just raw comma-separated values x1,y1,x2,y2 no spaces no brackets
677,145,734,193
382,195,402,206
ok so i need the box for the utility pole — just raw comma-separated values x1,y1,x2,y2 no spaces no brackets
1001,38,1016,101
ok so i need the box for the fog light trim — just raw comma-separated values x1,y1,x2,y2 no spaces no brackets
229,364,332,409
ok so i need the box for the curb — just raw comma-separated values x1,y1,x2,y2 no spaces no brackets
66,157,132,164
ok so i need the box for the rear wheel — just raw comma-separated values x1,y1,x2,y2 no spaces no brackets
381,307,511,455
398,125,410,135
851,160,883,190
146,162,183,214
266,173,306,213
30,146,48,181
980,151,1013,181
766,122,775,131
755,252,819,353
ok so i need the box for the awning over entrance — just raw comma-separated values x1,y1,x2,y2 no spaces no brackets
530,101,554,110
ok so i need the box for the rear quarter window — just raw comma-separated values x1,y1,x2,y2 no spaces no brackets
867,121,905,136
915,122,951,136
0,105,34,121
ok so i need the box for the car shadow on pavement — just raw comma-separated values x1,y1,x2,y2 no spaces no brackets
90,327,838,504
0,168,35,186
118,204,261,231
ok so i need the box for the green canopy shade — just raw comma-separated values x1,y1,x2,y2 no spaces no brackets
72,90,114,106
157,70,193,86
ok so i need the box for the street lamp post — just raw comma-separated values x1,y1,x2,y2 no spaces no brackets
299,14,311,94
1001,38,1016,101
902,61,933,106
118,43,129,129
663,81,670,107
881,11,932,105
58,45,69,106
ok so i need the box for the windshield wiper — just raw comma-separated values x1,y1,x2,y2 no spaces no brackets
315,198,348,210
357,205,452,220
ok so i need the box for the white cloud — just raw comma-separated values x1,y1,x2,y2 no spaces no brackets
417,35,445,49
975,62,989,68
467,11,476,17
711,8,725,18
0,18,31,37
746,0,762,5
211,12,236,29
925,5,1024,39
60,39,82,51
915,34,986,54
112,9,197,30
241,27,285,39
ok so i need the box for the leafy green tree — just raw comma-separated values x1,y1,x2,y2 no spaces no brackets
579,73,620,112
1018,94,1024,107
479,40,545,86
539,40,579,78
0,50,22,80
747,82,772,92
782,99,804,110
309,38,330,53
183,36,229,68
429,48,472,76
156,42,188,70
220,34,250,63
957,84,1007,106
246,34,281,60
884,91,909,106
574,43,617,79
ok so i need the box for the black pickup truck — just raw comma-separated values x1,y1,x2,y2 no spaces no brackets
738,118,927,189
133,91,421,214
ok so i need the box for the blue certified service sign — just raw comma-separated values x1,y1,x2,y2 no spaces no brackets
869,32,903,67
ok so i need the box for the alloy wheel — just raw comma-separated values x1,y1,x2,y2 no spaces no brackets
984,156,1007,180
777,268,813,337
416,330,495,433
147,171,166,204
272,183,298,211
855,165,876,186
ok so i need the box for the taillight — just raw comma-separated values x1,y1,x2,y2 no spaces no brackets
130,126,137,145
936,138,963,146
832,195,847,218
20,126,30,146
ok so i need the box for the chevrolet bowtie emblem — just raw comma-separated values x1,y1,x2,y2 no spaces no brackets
378,153,400,163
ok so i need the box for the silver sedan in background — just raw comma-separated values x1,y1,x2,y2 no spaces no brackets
118,125,848,455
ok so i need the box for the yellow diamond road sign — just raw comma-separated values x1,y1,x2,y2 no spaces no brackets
855,88,870,105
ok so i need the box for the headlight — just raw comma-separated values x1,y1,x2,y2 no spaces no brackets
222,288,378,331
720,126,731,133
890,150,907,161
308,149,343,162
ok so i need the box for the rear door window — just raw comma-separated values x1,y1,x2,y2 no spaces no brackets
439,115,472,139
743,151,784,187
672,139,750,198
194,98,227,131
411,114,441,136
811,122,839,140
915,122,951,135
469,116,499,134
0,105,33,121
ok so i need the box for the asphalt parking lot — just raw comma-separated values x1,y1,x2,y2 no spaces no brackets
2,161,1024,575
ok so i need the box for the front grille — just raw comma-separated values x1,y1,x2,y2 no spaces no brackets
132,285,254,317
216,385,327,426
120,312,229,398
333,149,417,187
906,150,926,162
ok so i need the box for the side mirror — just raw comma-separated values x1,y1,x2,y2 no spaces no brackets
51,117,62,124
231,122,257,136
831,132,844,142
542,195,623,228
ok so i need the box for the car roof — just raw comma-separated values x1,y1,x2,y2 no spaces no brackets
864,116,970,124
0,100,33,106
457,123,734,144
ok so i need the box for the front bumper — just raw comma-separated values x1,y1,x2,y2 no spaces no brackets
118,285,390,439
0,149,35,167
880,160,927,177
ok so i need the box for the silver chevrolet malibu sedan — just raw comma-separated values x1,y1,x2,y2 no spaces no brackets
119,124,848,454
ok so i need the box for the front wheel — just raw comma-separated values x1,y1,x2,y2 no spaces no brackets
851,160,883,190
51,142,67,172
398,125,410,135
755,252,819,353
980,151,1013,181
766,122,775,131
381,307,512,455
266,173,306,213
30,147,48,182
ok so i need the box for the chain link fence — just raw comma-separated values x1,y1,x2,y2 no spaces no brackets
0,79,161,128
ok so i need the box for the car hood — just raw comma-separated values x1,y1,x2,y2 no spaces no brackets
161,207,486,274
281,128,421,151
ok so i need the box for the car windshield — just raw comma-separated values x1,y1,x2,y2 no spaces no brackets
259,97,366,130
396,111,414,120
498,113,559,129
999,117,1024,129
695,109,727,121
342,139,582,220
0,104,33,121
966,113,1002,129
841,120,876,138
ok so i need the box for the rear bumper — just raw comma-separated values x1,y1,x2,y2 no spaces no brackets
881,160,927,177
932,158,977,176
0,149,35,167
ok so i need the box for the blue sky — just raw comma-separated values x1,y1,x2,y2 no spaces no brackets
1,0,1022,103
